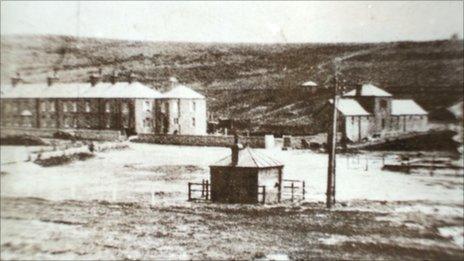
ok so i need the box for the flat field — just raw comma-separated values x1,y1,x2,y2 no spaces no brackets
1,143,463,260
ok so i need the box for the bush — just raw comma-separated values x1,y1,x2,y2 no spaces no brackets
0,135,47,146
53,131,75,140
34,152,94,167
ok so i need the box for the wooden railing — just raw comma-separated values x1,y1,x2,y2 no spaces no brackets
257,186,266,204
187,179,210,201
282,179,305,202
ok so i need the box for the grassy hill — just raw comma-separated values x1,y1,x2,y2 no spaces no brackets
1,35,463,133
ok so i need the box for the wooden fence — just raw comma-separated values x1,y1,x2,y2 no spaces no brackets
282,179,306,202
187,179,210,201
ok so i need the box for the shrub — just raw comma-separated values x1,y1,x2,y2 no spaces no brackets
53,130,75,140
34,152,94,167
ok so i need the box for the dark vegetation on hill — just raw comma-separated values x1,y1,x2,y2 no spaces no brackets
1,35,463,134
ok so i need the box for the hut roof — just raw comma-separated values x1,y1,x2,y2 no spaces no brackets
210,147,283,168
301,80,318,87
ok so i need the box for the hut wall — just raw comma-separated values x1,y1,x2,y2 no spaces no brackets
257,168,281,203
210,167,258,203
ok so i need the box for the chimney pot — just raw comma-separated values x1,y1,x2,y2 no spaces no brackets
89,70,102,86
46,71,59,86
110,70,119,84
231,134,243,166
128,72,136,84
11,72,22,87
355,84,363,96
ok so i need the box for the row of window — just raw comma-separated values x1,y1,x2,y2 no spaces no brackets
172,117,196,127
3,101,130,114
160,100,197,115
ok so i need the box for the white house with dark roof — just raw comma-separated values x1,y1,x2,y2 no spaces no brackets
155,84,207,135
1,73,207,136
331,84,428,142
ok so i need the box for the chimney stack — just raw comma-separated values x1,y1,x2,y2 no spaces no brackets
11,72,22,87
89,69,102,86
169,76,179,89
231,134,243,166
128,71,136,84
355,83,363,96
110,70,119,84
46,70,59,86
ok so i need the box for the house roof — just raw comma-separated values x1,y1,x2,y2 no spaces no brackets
391,99,428,115
210,147,283,168
447,101,463,119
331,98,371,116
344,84,393,97
0,82,162,99
163,85,205,99
301,80,318,87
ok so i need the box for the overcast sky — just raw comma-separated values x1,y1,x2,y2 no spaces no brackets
1,1,463,43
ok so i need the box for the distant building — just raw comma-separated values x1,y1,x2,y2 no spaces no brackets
0,73,207,136
155,84,207,135
300,80,318,94
331,84,428,142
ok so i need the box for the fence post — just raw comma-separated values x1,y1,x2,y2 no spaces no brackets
201,179,205,197
430,156,435,176
291,182,294,202
382,154,385,167
302,181,306,200
262,186,266,204
205,180,209,200
188,183,191,201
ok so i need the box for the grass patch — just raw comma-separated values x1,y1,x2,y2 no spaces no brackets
34,152,94,167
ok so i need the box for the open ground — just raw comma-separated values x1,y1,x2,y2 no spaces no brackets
1,143,463,259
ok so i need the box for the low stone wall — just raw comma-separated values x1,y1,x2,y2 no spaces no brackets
0,127,123,141
135,134,265,148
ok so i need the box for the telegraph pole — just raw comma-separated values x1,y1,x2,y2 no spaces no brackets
326,58,341,208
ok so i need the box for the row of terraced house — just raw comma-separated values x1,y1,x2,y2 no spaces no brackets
0,73,207,136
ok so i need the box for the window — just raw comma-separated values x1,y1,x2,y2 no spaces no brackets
73,118,78,128
351,116,355,124
64,118,69,128
190,101,196,112
381,119,386,129
5,103,10,112
172,100,178,116
41,102,47,112
122,103,129,114
49,101,55,112
144,101,151,112
85,101,91,112
174,118,179,124
144,118,151,128
380,100,387,109
63,102,68,112
192,117,196,127
72,102,77,112
106,118,111,128
105,102,111,113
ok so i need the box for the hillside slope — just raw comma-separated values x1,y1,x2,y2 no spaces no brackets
1,35,463,131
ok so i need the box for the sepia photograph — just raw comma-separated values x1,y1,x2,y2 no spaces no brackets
0,1,463,260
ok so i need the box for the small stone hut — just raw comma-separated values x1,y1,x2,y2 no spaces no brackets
209,140,284,204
